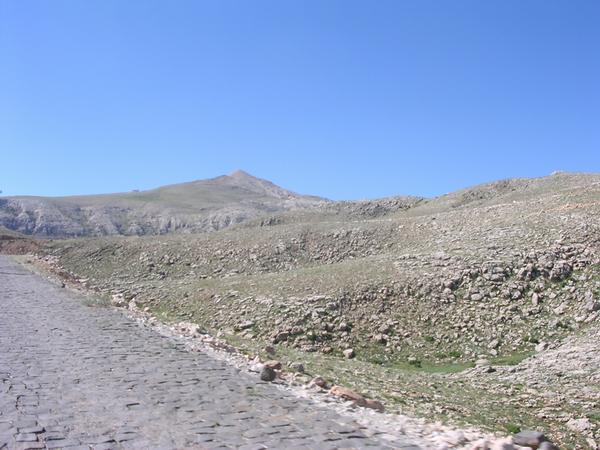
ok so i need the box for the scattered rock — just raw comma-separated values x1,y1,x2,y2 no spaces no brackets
177,321,203,335
513,430,546,448
566,417,591,433
469,437,516,450
538,442,559,450
469,439,490,450
273,331,289,343
490,438,515,450
337,322,351,332
550,261,572,281
535,342,548,352
372,333,388,344
586,301,600,312
329,385,366,407
35,173,600,450
444,431,467,446
488,339,500,350
343,348,355,359
289,362,305,373
260,366,276,382
110,293,126,307
364,399,385,412
264,360,282,370
263,345,276,355
310,376,328,388
235,320,255,331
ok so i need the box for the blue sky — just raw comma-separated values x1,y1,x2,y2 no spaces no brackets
1,1,598,200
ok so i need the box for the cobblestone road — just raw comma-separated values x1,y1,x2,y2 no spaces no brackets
0,256,420,450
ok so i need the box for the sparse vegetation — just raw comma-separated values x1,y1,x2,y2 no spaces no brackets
28,172,600,448
504,424,521,434
491,352,534,366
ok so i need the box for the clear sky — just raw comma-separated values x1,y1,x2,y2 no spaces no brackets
1,1,598,200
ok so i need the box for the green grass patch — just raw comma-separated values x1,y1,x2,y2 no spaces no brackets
491,351,533,366
504,423,521,434
419,361,474,374
380,358,473,374
586,410,600,423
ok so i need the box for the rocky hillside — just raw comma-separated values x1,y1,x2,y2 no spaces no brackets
0,170,328,237
0,226,40,254
35,172,600,446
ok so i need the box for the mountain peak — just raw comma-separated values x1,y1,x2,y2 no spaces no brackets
229,169,255,179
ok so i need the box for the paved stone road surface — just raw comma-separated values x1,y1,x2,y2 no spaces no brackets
0,256,420,450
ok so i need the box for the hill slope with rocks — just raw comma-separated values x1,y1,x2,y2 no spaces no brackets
30,172,600,447
0,170,329,237
0,226,40,254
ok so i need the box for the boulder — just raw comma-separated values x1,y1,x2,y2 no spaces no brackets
372,333,388,344
234,320,255,331
110,293,126,307
535,342,548,352
289,362,305,373
586,301,600,312
442,431,466,446
364,399,385,412
489,438,515,450
338,322,351,332
343,348,355,359
549,261,571,281
177,321,203,335
273,331,289,343
538,442,559,450
488,339,500,349
469,439,490,450
566,417,591,433
263,345,276,355
264,360,282,370
260,366,276,382
310,376,328,388
513,430,546,449
329,385,366,407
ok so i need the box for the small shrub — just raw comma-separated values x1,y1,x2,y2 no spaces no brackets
586,410,600,422
505,424,521,434
369,355,387,365
448,350,462,358
408,358,422,368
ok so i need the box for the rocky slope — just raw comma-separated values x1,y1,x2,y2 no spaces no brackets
32,172,600,447
0,226,40,254
0,170,328,237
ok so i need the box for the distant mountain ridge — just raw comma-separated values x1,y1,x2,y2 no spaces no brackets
0,170,328,237
2,170,596,238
